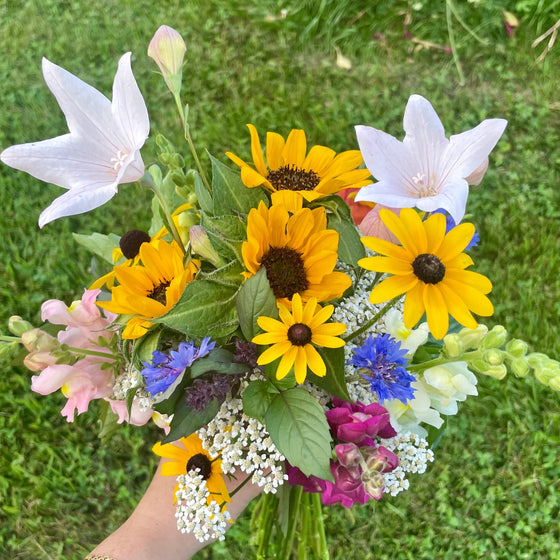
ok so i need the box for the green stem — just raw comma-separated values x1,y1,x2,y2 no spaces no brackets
0,335,21,343
256,493,278,560
408,349,483,374
62,345,117,360
343,296,401,343
298,492,309,560
229,474,253,498
279,485,303,560
311,492,329,560
148,184,186,254
173,93,212,195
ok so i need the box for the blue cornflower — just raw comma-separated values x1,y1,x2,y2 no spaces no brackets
434,208,479,250
349,334,416,404
141,337,215,396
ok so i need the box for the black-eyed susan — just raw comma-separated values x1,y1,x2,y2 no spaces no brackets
243,197,352,303
359,208,493,340
97,238,199,339
253,293,346,384
152,433,231,506
226,124,371,202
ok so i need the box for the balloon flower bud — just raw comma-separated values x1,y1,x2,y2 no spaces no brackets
189,225,224,267
148,25,186,96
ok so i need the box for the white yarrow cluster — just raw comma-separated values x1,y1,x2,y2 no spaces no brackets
198,381,287,493
174,472,231,542
382,432,434,496
110,362,154,410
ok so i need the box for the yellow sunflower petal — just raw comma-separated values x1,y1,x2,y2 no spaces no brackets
241,165,269,188
403,281,426,329
311,333,345,348
266,131,286,170
301,297,318,325
255,316,287,335
438,282,478,330
423,284,449,339
278,303,295,327
247,124,268,177
161,462,187,477
294,346,308,384
304,344,326,377
319,150,363,181
283,129,307,168
360,237,412,261
358,256,412,275
380,208,426,255
443,278,494,317
307,304,334,329
438,222,476,262
257,340,293,365
303,145,336,175
252,330,288,345
152,441,188,462
424,212,447,254
312,320,346,337
368,274,418,304
445,253,474,270
445,269,493,294
276,346,298,379
291,293,304,322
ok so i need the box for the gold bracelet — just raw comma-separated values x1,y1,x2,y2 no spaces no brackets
84,555,119,560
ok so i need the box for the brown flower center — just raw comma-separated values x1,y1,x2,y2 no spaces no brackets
267,164,320,192
147,280,171,304
186,453,213,480
287,323,313,346
120,229,151,259
412,253,446,284
261,246,309,299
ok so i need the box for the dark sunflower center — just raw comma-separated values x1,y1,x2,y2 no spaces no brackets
186,453,212,480
287,323,313,346
261,246,309,299
147,280,171,304
119,229,151,259
267,164,320,192
412,253,446,284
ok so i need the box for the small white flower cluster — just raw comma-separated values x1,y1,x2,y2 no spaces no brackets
110,362,154,410
174,472,231,542
382,432,434,496
198,384,287,493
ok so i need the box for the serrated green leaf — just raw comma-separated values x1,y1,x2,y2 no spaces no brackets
242,379,276,422
265,388,333,481
155,279,239,338
202,214,247,242
311,346,351,401
190,348,250,378
163,398,220,443
72,232,121,264
200,260,244,287
237,268,278,340
209,152,267,215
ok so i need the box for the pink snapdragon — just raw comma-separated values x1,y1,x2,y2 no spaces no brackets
28,289,119,421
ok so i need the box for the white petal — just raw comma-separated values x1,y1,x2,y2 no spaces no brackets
443,118,507,180
111,52,150,149
39,182,119,228
354,181,418,208
415,180,468,223
402,94,448,154
1,134,116,190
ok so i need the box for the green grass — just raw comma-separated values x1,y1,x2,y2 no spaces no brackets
1,1,559,558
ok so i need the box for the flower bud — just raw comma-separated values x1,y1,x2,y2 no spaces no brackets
8,315,34,337
20,328,57,353
548,376,560,392
479,325,507,349
443,333,464,358
483,348,505,366
189,226,225,268
458,324,488,349
505,338,529,358
484,364,508,380
509,357,529,378
148,25,186,96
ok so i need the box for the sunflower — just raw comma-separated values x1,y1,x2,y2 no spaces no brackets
152,433,231,506
97,238,199,339
243,196,352,303
253,293,346,384
226,124,371,202
359,208,493,339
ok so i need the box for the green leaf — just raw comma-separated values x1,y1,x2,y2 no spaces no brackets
265,388,333,481
200,260,244,288
155,279,239,339
209,152,267,215
242,379,277,422
163,398,220,443
195,172,213,214
190,348,250,378
310,346,351,401
72,232,121,264
202,214,247,242
152,373,190,415
98,400,119,445
131,328,162,368
237,268,278,340
327,211,365,266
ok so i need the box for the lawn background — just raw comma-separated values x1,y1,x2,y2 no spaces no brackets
0,1,559,558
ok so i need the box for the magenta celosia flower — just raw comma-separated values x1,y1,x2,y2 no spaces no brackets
325,398,397,445
29,289,119,421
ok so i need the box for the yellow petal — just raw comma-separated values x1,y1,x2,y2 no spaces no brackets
305,344,326,377
443,279,494,317
248,124,268,177
291,293,304,322
360,236,412,261
423,212,446,254
438,282,478,330
368,274,417,304
266,131,285,170
303,144,336,175
311,333,345,348
380,208,426,256
445,269,492,294
294,346,308,384
423,284,449,339
307,304,334,329
257,340,293,365
403,282,426,329
283,129,307,168
359,256,412,275
152,441,188,462
438,222,476,262
276,346,297,379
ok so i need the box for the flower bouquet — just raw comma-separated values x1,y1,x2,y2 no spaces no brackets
2,25,559,559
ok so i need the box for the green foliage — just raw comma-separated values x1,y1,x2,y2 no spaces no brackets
0,0,559,559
